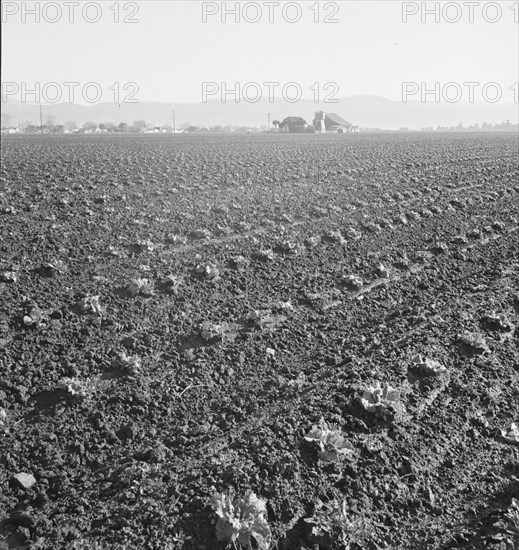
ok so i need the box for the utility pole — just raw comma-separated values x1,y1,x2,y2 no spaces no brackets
39,105,44,135
267,113,271,132
172,109,176,134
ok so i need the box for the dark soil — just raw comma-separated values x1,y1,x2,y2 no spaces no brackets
1,133,518,550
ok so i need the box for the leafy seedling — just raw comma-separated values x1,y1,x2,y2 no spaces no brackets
374,263,390,278
231,256,248,271
210,490,272,549
412,354,447,376
342,274,363,291
304,423,355,462
258,249,275,261
161,274,183,294
501,422,519,445
59,377,93,399
77,295,102,315
118,352,142,375
200,321,222,342
0,271,18,283
344,227,362,240
126,278,154,298
195,263,220,280
359,382,406,421
485,313,514,333
458,331,490,353
22,303,43,327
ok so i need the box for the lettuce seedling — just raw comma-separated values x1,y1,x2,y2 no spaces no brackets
305,424,355,462
210,490,272,549
359,382,406,420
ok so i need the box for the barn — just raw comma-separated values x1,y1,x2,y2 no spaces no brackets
313,111,358,133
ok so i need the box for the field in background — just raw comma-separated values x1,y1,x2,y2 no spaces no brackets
1,133,518,550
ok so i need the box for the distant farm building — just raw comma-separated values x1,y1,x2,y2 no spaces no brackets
143,127,169,134
313,111,359,133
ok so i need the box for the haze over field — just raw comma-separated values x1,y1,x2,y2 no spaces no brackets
2,95,518,130
2,1,517,130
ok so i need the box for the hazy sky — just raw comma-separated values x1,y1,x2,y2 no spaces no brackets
2,1,518,104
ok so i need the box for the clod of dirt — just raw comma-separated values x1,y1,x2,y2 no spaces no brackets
302,498,356,548
491,498,519,544
362,221,381,233
431,242,448,254
274,300,294,313
407,210,420,221
492,220,506,231
214,225,233,237
126,278,154,298
211,205,229,215
37,261,66,277
12,473,37,490
246,310,285,331
210,490,272,549
452,235,469,245
304,424,355,462
132,240,155,253
322,230,346,245
342,275,363,291
235,221,252,233
191,228,212,240
279,240,298,254
501,422,519,445
467,228,481,239
107,246,123,258
458,331,490,353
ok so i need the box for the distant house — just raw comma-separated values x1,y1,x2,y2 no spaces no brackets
313,111,359,133
143,127,168,134
1,127,20,134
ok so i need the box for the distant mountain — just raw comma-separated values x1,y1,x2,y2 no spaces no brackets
2,95,517,130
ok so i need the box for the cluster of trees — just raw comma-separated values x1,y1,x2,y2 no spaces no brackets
422,121,519,132
271,117,313,133
18,119,149,134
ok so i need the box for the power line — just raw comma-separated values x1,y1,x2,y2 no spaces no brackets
39,105,43,135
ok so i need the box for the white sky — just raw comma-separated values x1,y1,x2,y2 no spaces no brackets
2,0,518,104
